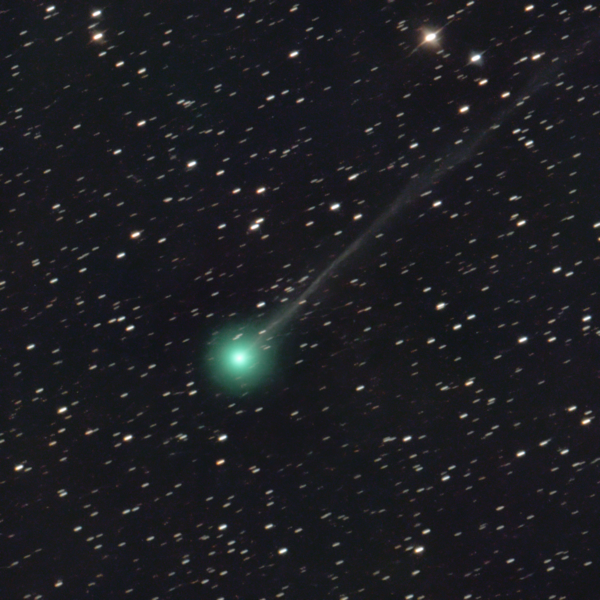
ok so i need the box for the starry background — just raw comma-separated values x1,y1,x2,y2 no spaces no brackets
3,1,600,599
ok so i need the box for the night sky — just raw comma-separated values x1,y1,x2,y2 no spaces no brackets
3,1,600,599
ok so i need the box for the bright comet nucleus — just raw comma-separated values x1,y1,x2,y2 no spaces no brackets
232,351,247,365
204,324,279,396
222,343,256,375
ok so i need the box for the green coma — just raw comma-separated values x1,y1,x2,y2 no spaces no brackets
206,325,275,395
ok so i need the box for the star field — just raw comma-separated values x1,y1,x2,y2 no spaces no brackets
3,1,600,599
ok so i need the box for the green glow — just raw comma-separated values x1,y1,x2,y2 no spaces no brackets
223,343,257,375
232,351,248,365
205,325,278,396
